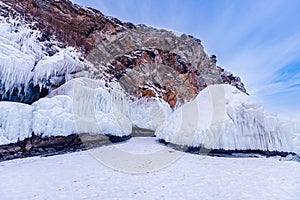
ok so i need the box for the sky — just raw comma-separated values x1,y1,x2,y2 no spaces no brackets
73,0,300,117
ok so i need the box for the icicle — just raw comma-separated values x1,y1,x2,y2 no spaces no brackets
0,15,86,102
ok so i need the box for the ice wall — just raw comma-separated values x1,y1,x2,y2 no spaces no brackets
0,80,299,155
156,84,300,154
0,77,135,144
0,76,176,145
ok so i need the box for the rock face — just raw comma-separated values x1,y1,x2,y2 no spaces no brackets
1,0,247,107
0,133,131,162
217,66,247,94
1,0,135,53
0,134,84,162
0,0,255,160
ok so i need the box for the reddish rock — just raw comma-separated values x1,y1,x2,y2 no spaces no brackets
141,89,156,98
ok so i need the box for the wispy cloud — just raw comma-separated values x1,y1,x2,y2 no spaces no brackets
225,32,300,92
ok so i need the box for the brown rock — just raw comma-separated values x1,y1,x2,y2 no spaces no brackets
1,0,247,108
141,89,156,98
2,0,135,54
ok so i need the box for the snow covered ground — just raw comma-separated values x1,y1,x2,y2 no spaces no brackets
0,137,299,200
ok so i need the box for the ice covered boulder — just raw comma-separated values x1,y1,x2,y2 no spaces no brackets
32,95,76,136
129,97,172,131
0,102,33,143
156,84,299,154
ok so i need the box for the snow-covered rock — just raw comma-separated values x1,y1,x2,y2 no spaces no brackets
32,48,84,88
0,15,88,103
156,84,300,154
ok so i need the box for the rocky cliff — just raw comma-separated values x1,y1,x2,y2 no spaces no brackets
0,0,246,107
1,0,299,162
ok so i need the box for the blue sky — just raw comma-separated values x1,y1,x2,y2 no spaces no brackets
73,0,300,116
